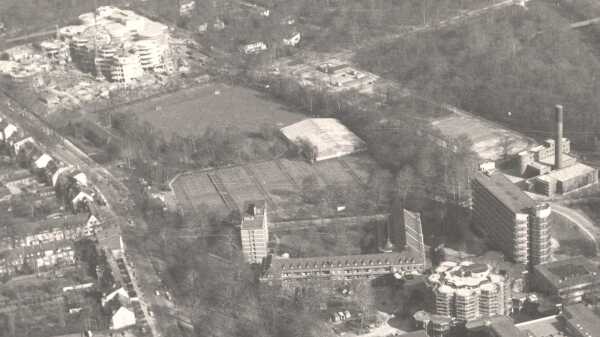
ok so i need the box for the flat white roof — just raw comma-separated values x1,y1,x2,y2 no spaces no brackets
34,153,53,169
281,118,365,161
538,163,597,183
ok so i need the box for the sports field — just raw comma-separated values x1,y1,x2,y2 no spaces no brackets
172,154,391,221
112,82,306,137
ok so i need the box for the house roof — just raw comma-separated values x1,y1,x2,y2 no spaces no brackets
474,171,537,213
34,153,53,169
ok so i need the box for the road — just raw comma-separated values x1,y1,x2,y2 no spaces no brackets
551,203,600,254
0,92,163,336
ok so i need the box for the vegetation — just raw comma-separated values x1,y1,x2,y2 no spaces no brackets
355,1,600,150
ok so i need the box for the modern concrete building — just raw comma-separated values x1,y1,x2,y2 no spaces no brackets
240,200,269,264
560,303,600,337
533,256,600,304
427,261,511,323
472,171,551,266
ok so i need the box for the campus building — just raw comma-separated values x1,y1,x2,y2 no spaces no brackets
260,209,426,282
533,256,600,305
472,171,551,266
240,200,269,264
518,105,598,196
427,261,511,322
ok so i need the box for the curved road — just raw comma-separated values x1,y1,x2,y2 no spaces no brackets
551,203,600,254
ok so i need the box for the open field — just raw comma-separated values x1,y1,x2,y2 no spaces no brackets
172,154,390,221
111,82,306,137
551,213,596,257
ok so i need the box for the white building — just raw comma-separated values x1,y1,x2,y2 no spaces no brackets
110,306,136,330
240,200,269,264
241,42,267,54
427,261,512,322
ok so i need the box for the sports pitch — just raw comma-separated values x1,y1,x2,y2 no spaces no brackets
172,154,392,221
112,82,306,136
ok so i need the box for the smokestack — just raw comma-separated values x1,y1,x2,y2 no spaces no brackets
555,105,564,170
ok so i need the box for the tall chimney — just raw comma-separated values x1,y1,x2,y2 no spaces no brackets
555,105,564,170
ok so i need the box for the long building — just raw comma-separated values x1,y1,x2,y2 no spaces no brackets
533,256,600,305
427,261,511,322
472,171,551,266
240,200,269,264
260,209,426,282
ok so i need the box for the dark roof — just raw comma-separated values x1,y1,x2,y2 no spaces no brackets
534,256,599,290
474,172,537,213
399,330,428,337
563,303,600,337
466,316,527,337
240,200,266,230
265,251,421,277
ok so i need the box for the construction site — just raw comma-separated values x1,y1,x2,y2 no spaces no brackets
0,5,204,114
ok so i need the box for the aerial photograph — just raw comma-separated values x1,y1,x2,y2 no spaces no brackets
1,0,600,336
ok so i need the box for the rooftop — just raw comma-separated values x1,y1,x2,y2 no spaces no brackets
534,256,599,289
466,316,527,337
516,315,565,337
265,251,421,275
562,303,600,337
474,171,537,213
280,118,366,161
241,200,266,230
536,162,597,183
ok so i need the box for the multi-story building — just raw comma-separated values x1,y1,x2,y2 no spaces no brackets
427,261,511,323
533,256,600,304
240,200,269,264
472,171,551,266
260,209,426,282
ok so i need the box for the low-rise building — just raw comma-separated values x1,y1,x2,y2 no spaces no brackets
110,306,136,330
560,303,600,337
533,256,600,304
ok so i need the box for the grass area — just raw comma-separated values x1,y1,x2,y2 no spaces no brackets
272,220,380,258
109,82,306,137
551,213,596,257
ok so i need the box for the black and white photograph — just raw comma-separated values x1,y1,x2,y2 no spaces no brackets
1,0,600,336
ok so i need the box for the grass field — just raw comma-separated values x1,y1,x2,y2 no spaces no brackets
551,213,596,257
172,154,391,221
113,82,306,137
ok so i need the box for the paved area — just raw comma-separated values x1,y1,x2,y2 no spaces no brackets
551,203,600,254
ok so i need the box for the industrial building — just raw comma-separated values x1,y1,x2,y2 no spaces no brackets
427,261,512,322
280,118,366,162
518,105,598,196
62,6,171,83
240,200,269,264
533,256,600,305
472,171,552,266
260,209,426,282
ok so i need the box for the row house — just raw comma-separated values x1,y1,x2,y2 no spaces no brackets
0,241,77,276
13,213,101,249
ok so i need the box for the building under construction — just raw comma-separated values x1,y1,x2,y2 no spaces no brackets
63,6,172,84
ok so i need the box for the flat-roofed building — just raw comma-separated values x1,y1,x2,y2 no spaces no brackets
533,256,600,304
466,316,527,337
534,162,598,197
240,200,269,264
472,171,551,266
561,303,600,337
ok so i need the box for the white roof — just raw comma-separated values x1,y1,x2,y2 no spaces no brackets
540,163,597,182
34,153,53,169
2,124,18,140
73,172,88,186
280,118,365,161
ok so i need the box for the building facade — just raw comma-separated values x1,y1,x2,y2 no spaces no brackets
472,171,551,266
240,200,269,264
533,256,600,304
427,261,511,323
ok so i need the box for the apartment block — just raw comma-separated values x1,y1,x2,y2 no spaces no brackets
240,200,269,264
472,171,551,266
